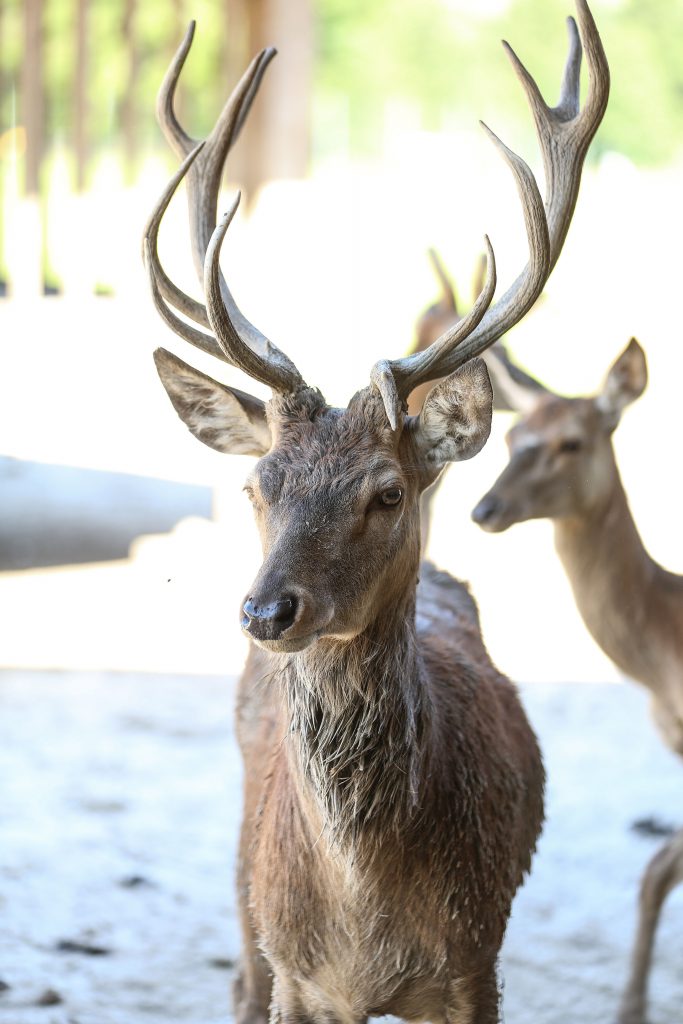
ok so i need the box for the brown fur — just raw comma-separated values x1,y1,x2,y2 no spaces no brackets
472,338,683,1024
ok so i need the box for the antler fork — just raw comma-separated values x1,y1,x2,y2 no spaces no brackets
143,23,308,394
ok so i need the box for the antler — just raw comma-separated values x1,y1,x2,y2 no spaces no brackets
371,0,609,427
143,22,307,394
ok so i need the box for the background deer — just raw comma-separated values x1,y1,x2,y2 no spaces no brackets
143,3,607,1021
411,250,546,548
472,337,683,1024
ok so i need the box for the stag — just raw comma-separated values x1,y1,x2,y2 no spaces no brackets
472,338,683,1024
143,3,608,1021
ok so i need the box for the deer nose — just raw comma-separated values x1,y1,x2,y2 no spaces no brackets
471,493,500,526
241,594,298,640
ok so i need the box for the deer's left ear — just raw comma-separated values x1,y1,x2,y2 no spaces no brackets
411,358,493,477
597,338,648,430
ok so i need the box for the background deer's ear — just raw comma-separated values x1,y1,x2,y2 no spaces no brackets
596,338,648,430
153,348,271,456
482,342,551,413
412,358,493,473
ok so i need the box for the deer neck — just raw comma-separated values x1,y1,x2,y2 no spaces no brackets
283,590,428,847
553,459,661,688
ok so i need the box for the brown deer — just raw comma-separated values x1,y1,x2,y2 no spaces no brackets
410,251,486,549
410,251,543,548
472,338,683,1024
143,4,608,1022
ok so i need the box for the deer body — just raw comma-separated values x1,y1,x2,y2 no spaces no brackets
472,339,683,1023
238,561,542,1024
143,4,607,1020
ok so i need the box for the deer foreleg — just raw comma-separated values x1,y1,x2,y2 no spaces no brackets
234,809,272,1024
616,827,683,1024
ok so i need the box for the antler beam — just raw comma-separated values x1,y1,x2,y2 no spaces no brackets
371,0,609,425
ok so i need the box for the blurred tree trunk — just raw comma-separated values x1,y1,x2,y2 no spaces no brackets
0,0,7,290
227,0,312,202
74,0,88,192
121,0,140,184
15,0,44,297
22,0,44,197
0,0,6,131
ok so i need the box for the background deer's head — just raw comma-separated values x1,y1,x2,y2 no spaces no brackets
472,337,647,532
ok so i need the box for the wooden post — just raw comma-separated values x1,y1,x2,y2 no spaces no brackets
228,0,312,202
14,0,44,297
22,0,44,198
121,0,140,184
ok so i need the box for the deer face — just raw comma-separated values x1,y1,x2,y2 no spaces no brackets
472,338,648,532
473,396,615,531
155,352,493,653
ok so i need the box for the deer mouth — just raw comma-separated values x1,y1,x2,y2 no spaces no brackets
247,630,323,654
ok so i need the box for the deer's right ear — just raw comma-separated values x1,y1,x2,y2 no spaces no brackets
153,348,271,456
597,338,648,430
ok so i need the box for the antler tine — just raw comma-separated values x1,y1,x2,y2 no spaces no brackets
371,0,608,425
503,0,609,270
145,237,229,362
143,141,306,393
434,126,551,372
205,196,306,392
371,237,497,428
183,47,276,284
370,130,548,425
143,145,230,362
143,142,212,332
148,23,308,394
156,21,198,159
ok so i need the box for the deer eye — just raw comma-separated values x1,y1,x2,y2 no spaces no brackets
559,438,582,454
379,486,403,507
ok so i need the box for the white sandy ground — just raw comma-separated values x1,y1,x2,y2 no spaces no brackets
0,669,680,1024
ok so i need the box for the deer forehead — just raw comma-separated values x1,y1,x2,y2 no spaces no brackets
253,404,407,505
508,396,600,449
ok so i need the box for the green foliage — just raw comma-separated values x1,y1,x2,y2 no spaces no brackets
6,0,683,182
316,0,683,167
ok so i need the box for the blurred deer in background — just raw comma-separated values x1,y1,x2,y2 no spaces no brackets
410,250,485,547
143,3,607,1021
411,251,544,548
472,338,683,1024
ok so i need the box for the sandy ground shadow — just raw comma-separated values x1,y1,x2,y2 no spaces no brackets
0,670,680,1024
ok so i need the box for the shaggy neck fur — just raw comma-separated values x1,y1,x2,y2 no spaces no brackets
283,592,429,848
